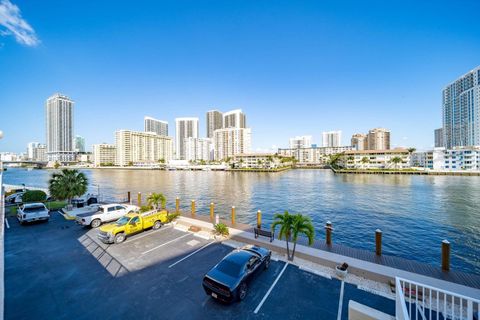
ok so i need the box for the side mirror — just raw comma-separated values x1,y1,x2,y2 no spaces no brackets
129,221,137,226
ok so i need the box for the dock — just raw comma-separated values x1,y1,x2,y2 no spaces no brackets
178,211,480,291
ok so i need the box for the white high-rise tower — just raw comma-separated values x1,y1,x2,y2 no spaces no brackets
144,116,168,136
223,109,246,129
45,93,75,162
443,66,480,148
175,117,199,160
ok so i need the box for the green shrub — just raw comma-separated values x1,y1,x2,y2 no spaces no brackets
22,190,47,202
166,212,180,223
139,205,153,213
214,223,229,236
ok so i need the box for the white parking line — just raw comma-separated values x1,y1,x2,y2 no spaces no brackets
336,281,345,320
128,225,173,242
254,262,289,314
141,233,191,255
168,241,214,268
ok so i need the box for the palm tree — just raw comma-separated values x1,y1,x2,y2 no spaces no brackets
328,153,342,168
360,157,370,169
147,192,167,210
272,211,294,260
272,211,315,261
407,147,416,154
48,169,88,204
390,156,403,169
290,214,315,260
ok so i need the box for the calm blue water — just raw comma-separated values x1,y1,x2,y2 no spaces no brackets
4,168,480,274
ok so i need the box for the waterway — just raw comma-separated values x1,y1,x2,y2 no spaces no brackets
4,168,480,274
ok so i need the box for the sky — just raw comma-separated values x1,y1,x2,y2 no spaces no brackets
0,0,479,153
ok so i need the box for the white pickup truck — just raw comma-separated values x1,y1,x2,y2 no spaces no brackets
17,203,50,224
75,203,139,228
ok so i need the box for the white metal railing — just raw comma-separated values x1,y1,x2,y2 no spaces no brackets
396,277,480,320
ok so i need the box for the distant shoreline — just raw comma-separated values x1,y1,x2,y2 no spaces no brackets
331,168,480,176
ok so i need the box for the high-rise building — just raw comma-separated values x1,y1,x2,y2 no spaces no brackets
322,131,342,147
144,116,168,136
184,137,212,162
289,136,312,149
213,128,251,161
74,135,85,153
115,130,173,166
223,109,246,129
367,128,390,150
92,144,117,167
206,110,223,138
27,142,47,161
442,66,480,148
45,93,75,162
434,128,444,148
175,117,199,160
27,142,40,159
351,134,368,151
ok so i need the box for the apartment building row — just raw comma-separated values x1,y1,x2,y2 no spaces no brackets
92,109,251,167
413,147,480,171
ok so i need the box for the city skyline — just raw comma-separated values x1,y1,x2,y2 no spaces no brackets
1,1,480,153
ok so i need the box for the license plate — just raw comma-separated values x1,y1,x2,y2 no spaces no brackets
211,292,218,299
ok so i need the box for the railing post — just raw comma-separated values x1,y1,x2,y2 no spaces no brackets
442,240,450,271
137,192,141,206
210,202,214,222
127,191,131,203
375,229,382,255
175,197,180,213
325,221,332,245
191,200,196,217
231,206,236,225
257,210,262,229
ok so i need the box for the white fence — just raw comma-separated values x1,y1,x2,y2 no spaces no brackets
396,277,480,320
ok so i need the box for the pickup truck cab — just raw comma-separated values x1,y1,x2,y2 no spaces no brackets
97,210,169,244
17,203,50,224
75,203,139,228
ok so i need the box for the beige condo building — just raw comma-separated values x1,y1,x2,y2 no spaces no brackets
93,144,117,167
115,130,173,166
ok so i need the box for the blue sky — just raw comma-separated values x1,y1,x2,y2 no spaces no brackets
0,0,479,153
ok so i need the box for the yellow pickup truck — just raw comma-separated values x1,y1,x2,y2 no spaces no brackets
97,210,169,244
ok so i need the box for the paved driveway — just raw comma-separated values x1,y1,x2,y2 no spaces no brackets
5,213,395,319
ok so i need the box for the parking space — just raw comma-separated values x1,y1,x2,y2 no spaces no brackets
82,224,214,272
5,212,395,320
256,264,342,319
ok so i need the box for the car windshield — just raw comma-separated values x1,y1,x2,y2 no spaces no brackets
216,259,244,277
115,216,130,226
23,206,45,213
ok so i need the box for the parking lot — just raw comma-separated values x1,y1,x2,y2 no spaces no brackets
5,212,395,319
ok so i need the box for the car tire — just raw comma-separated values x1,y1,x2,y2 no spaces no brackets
153,221,162,230
114,233,126,244
237,282,248,301
90,219,102,228
265,257,271,269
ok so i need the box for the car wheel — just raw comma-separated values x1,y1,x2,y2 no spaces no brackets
153,221,162,230
237,282,248,301
114,233,126,244
265,257,271,269
90,219,101,228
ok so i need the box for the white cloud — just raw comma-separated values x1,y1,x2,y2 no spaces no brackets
0,0,39,46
